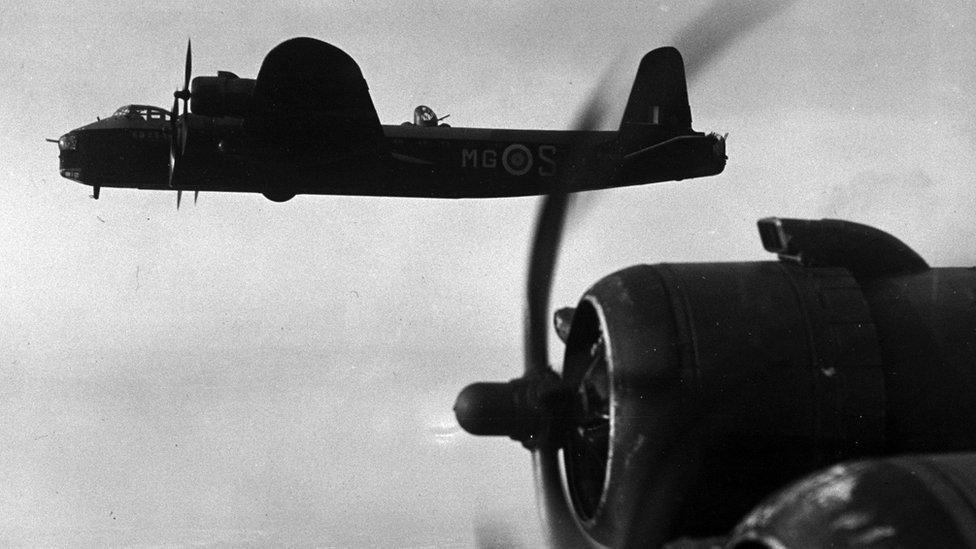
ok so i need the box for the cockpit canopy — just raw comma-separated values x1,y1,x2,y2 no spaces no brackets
111,104,171,122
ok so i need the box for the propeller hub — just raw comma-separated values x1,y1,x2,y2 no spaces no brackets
454,371,570,449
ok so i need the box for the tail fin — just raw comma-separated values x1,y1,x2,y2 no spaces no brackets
620,47,692,131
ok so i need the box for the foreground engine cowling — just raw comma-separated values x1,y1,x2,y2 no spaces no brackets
456,217,976,547
727,453,976,548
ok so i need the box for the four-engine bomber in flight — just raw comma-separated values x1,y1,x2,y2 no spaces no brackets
54,38,725,205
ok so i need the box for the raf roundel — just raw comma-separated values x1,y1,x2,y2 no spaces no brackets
502,144,533,176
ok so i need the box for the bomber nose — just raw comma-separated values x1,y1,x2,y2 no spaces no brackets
58,132,83,181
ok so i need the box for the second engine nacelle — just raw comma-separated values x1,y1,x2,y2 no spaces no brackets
728,452,976,548
190,71,256,118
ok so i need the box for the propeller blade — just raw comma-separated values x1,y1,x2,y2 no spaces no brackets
174,39,193,108
168,96,179,189
194,190,199,205
671,0,798,84
533,449,589,547
525,83,609,548
177,190,182,210
183,39,192,93
524,193,570,376
524,91,606,377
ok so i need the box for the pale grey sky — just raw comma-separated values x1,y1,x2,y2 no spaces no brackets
0,1,974,546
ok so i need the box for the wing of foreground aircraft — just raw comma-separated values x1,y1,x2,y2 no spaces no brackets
54,38,726,204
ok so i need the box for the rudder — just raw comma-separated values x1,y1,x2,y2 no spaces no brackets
620,47,692,131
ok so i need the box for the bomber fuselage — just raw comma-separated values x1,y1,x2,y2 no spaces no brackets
57,107,725,200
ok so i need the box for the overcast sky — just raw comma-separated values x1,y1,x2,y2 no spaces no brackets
1,1,974,546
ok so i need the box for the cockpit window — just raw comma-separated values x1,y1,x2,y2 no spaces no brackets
111,105,171,122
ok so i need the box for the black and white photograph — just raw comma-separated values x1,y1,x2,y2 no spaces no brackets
4,1,976,546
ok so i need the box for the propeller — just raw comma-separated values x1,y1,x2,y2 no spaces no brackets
169,40,192,195
527,91,609,547
454,86,608,547
454,5,800,545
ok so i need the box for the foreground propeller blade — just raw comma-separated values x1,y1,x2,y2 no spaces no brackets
670,0,798,84
534,449,590,547
194,190,199,205
176,190,182,210
525,90,606,376
525,83,608,548
524,192,570,376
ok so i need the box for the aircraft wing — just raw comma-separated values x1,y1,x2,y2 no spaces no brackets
243,38,387,166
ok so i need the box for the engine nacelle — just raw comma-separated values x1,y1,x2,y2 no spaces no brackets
190,71,256,118
728,453,976,548
555,219,976,546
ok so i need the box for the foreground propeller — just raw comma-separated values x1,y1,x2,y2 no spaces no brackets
454,87,608,546
454,4,797,543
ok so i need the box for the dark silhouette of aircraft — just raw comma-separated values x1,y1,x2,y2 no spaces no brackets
54,38,725,207
455,201,976,546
